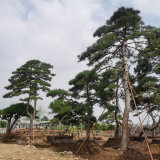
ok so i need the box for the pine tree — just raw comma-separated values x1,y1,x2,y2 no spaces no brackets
134,28,160,136
78,7,150,149
3,59,54,130
47,89,92,136
47,89,72,128
1,103,33,134
69,70,98,139
95,65,123,138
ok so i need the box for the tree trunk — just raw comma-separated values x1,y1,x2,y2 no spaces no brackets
6,117,19,135
9,118,18,134
77,126,80,140
86,114,91,140
33,99,37,120
115,87,120,138
26,101,33,132
29,116,34,132
27,99,37,133
121,42,131,150
58,113,71,135
58,122,62,136
86,85,92,141
6,118,11,135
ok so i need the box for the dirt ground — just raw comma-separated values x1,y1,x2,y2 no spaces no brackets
94,138,160,160
0,142,86,160
0,134,160,160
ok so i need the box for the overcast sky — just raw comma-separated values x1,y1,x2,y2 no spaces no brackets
0,0,160,118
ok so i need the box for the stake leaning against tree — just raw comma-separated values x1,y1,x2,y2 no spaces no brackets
127,77,154,160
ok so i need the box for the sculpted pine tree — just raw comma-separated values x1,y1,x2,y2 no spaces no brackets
47,89,91,135
78,7,149,149
1,103,33,134
47,89,72,132
3,59,54,130
69,70,98,139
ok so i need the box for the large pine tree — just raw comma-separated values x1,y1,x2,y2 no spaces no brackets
78,7,150,149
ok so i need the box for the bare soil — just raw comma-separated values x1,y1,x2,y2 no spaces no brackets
94,138,160,160
0,142,89,160
70,140,102,155
1,134,160,160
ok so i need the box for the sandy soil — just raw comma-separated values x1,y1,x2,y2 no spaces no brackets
0,142,85,160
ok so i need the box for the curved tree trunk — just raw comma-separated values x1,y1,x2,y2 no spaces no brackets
58,113,70,135
6,117,19,135
121,42,131,150
8,119,18,134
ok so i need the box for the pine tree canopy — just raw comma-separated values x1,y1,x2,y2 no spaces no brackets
78,7,148,71
133,28,160,115
69,70,98,100
3,59,55,102
1,103,33,120
47,88,90,126
135,28,160,78
47,89,70,99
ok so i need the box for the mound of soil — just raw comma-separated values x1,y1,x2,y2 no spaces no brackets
95,138,160,160
119,148,149,160
129,140,160,159
71,140,103,155
94,136,104,140
94,148,150,160
1,134,18,143
149,144,160,154
93,148,119,160
102,138,121,149
144,144,160,160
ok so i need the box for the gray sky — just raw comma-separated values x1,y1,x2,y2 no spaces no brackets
0,0,160,119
